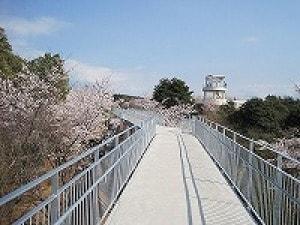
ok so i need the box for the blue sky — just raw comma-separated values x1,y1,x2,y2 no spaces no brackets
0,0,299,98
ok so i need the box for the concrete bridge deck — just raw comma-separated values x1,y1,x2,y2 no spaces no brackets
105,126,256,225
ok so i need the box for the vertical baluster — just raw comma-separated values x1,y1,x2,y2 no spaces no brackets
233,132,238,185
92,148,100,224
248,140,254,204
273,155,283,225
50,173,59,225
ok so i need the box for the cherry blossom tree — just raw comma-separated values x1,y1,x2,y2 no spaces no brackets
49,79,114,166
122,97,193,127
0,68,61,194
0,67,114,195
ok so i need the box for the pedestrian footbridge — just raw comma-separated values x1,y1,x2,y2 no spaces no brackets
0,110,299,225
105,126,254,225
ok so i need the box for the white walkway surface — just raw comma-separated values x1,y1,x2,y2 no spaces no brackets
105,126,256,225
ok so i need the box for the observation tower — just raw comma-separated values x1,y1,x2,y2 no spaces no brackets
202,75,227,106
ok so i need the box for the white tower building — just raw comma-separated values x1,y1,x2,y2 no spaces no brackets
202,75,227,106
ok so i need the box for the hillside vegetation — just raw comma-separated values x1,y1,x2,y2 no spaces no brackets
213,96,300,142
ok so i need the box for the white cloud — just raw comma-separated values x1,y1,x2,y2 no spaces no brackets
0,16,70,36
65,59,157,96
65,59,130,93
0,16,154,96
65,59,126,83
243,36,259,43
10,39,44,59
0,16,69,59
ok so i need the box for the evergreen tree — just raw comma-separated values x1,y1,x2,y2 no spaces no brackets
153,78,193,108
0,27,24,78
28,53,70,100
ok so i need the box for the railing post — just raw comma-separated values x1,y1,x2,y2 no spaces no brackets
92,148,100,224
112,134,120,171
114,135,119,148
112,134,120,200
152,119,156,138
141,125,146,150
126,128,130,140
248,140,254,204
50,173,59,225
194,120,197,138
233,132,238,185
192,119,196,135
273,154,283,225
233,132,237,143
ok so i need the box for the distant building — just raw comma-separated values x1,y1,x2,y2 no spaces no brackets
202,75,227,106
232,99,246,109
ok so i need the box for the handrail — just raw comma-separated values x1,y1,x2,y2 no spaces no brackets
53,133,143,225
183,117,300,225
202,119,300,187
1,111,156,225
198,116,300,166
0,125,137,206
14,130,144,225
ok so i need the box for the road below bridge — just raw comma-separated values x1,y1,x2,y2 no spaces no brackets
105,126,256,225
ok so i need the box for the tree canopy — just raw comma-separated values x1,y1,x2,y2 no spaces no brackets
0,27,24,78
215,96,300,141
0,27,69,100
153,78,193,108
28,53,70,100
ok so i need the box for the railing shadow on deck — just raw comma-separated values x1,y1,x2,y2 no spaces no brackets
182,117,300,225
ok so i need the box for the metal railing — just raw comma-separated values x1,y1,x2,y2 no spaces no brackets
114,108,164,126
184,117,300,225
0,116,156,225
